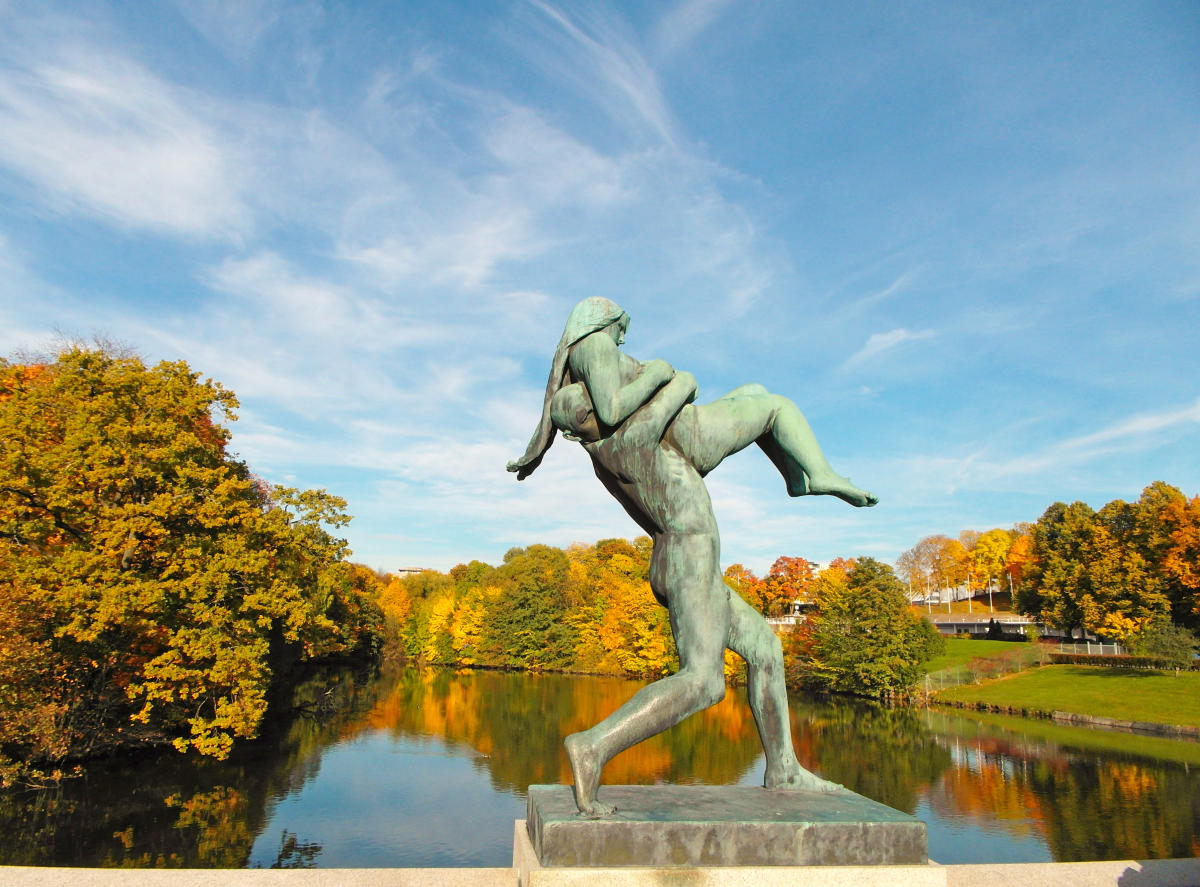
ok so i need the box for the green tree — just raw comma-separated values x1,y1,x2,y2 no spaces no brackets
803,558,944,699
484,545,578,670
0,348,379,781
1130,617,1198,670
1021,501,1097,634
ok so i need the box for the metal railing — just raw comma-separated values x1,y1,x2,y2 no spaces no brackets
1057,642,1126,656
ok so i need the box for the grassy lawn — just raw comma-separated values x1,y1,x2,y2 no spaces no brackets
936,665,1200,727
924,637,1030,673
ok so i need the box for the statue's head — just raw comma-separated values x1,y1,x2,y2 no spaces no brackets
563,297,629,350
508,297,629,479
550,382,600,443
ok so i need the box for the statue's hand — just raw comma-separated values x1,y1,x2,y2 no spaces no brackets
641,358,674,383
675,370,698,403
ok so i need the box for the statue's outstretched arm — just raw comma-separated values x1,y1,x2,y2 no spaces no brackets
568,331,673,428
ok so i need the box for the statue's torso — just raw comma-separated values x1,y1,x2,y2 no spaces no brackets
585,430,717,538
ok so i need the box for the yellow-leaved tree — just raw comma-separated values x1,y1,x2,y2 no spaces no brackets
0,347,381,783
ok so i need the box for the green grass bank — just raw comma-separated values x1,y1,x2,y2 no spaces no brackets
924,637,1026,673
935,665,1200,728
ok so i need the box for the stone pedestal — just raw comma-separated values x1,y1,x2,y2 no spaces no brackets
525,784,928,868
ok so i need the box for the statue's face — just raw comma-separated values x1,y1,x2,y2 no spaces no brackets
572,410,601,443
606,315,629,346
550,384,601,442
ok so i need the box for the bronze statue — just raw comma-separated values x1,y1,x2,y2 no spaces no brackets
509,297,876,816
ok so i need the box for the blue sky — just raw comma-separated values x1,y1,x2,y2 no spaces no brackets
2,1,1197,574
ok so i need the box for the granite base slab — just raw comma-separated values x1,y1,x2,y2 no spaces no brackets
525,784,928,868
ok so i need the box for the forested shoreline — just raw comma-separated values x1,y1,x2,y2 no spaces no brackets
3,346,1196,785
373,540,943,700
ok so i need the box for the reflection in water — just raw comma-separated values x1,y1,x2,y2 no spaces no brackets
919,710,1200,862
0,667,1197,867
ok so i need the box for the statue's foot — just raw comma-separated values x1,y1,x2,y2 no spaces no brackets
565,732,615,817
804,472,878,508
765,764,843,793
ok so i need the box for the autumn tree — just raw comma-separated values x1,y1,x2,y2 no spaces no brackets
1161,494,1200,627
1081,499,1169,639
1019,501,1096,633
569,538,674,677
971,529,1012,595
933,537,969,594
896,537,940,600
1004,529,1034,589
958,529,981,554
0,348,380,782
762,556,815,616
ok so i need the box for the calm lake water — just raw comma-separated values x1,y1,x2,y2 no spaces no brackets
2,666,1198,867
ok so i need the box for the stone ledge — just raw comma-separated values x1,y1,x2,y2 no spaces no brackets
947,859,1200,887
1,854,1198,887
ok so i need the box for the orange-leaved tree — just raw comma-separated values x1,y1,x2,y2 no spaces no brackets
763,556,815,616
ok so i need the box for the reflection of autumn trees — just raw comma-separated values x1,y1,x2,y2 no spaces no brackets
929,755,1047,840
368,668,763,792
0,667,384,867
1029,756,1200,861
924,715,1200,862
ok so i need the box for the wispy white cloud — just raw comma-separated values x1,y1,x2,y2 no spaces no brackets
171,0,285,60
0,44,249,238
841,269,920,318
987,398,1200,479
841,327,935,370
653,0,734,60
205,252,405,348
522,0,677,146
1062,399,1200,452
882,397,1200,506
335,100,628,288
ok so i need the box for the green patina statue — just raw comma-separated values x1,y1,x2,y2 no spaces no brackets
508,297,877,817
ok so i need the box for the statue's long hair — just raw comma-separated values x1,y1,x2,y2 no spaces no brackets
507,297,628,480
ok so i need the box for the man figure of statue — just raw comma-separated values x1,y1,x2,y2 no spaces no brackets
508,297,876,817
